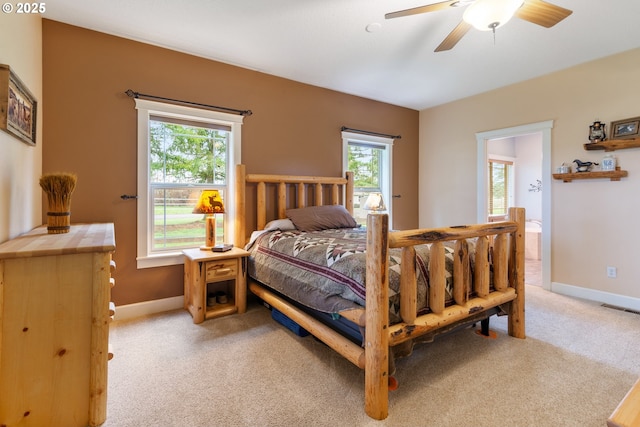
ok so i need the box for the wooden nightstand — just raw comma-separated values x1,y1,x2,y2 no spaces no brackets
183,247,249,324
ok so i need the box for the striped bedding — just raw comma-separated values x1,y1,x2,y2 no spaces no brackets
247,228,479,324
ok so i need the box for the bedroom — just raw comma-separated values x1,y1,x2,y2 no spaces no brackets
1,2,640,426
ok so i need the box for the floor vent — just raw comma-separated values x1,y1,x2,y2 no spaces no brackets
601,303,640,316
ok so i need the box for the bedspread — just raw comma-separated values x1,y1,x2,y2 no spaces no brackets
248,228,479,324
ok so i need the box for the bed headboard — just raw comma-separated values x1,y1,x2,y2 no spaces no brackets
235,164,354,245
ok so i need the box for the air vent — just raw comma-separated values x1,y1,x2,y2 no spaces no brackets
601,303,640,316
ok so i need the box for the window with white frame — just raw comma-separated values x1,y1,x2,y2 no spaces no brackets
342,131,393,226
488,157,514,220
135,99,243,268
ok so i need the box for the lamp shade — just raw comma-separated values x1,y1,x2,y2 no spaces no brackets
463,0,523,31
363,192,386,212
192,190,225,214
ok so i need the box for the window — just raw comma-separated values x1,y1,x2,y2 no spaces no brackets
342,131,393,226
135,99,243,268
488,157,514,219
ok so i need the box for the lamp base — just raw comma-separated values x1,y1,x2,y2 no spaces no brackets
201,215,216,250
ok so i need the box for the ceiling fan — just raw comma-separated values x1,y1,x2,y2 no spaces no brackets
385,0,572,52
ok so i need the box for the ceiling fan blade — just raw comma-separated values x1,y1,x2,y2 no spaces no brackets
435,20,472,52
385,1,460,20
515,0,573,28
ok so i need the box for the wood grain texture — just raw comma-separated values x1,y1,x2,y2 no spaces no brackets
0,223,115,427
429,242,445,314
0,223,115,259
365,213,389,420
607,377,640,427
515,0,573,28
453,239,469,305
584,137,640,152
399,246,417,325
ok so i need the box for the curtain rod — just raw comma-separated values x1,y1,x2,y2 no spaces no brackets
341,126,401,140
125,89,252,116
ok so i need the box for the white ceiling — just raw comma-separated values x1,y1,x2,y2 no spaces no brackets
43,0,640,110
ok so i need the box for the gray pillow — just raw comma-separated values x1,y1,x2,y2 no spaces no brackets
285,205,357,232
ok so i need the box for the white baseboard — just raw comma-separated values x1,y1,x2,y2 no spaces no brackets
551,282,640,312
113,296,184,322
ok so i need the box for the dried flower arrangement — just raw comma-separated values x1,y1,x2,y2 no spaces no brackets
39,173,77,234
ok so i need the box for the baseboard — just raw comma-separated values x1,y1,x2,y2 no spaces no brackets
551,282,640,312
113,296,184,322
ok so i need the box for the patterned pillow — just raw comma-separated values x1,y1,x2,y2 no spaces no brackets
286,205,357,232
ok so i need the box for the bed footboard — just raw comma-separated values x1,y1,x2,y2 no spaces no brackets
364,207,525,419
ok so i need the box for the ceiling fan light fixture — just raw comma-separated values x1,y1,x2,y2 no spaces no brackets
463,0,524,31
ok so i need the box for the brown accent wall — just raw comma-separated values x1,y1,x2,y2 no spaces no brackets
42,19,419,305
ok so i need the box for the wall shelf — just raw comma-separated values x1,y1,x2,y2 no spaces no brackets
583,137,640,152
553,167,628,182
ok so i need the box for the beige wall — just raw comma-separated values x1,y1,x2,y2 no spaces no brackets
0,15,42,242
42,20,419,306
420,47,640,303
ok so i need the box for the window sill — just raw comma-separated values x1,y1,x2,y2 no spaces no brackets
137,252,185,269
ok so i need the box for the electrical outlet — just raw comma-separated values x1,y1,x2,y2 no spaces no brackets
607,266,617,278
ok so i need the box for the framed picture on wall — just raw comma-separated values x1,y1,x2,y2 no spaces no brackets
609,116,640,140
0,64,37,146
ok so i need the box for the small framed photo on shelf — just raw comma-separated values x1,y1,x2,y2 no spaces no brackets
0,64,37,146
610,116,639,140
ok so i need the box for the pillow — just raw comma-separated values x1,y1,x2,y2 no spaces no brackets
285,205,357,232
264,218,297,231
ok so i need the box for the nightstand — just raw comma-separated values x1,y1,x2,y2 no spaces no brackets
183,247,249,324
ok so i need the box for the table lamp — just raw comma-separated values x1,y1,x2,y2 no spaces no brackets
363,192,386,213
193,189,225,250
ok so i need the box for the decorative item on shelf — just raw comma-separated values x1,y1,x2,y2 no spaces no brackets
573,159,598,173
601,154,617,171
573,159,598,172
588,120,606,143
528,179,542,192
363,192,386,213
39,172,77,234
556,163,571,174
192,189,225,250
610,116,640,140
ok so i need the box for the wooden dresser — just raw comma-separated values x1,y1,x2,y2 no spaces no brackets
0,223,116,427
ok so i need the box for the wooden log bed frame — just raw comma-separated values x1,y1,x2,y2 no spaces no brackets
234,164,526,420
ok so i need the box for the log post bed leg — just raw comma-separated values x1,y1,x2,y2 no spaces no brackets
365,213,390,420
508,207,526,339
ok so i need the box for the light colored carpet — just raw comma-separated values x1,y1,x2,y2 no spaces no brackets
105,286,640,427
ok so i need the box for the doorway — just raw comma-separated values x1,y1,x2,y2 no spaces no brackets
475,121,553,290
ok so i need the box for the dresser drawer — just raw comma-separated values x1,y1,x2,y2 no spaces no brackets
205,259,237,281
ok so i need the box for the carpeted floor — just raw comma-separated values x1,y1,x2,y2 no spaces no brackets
105,286,640,427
